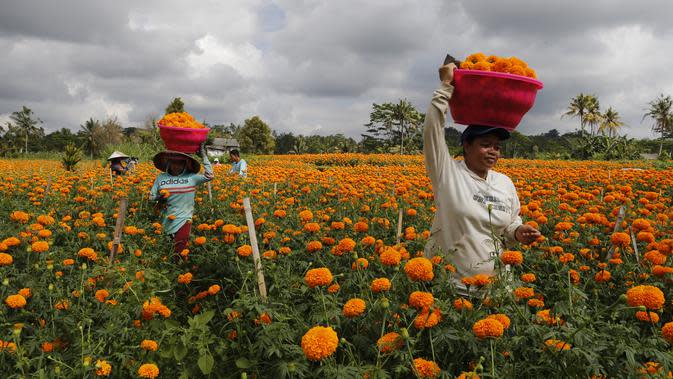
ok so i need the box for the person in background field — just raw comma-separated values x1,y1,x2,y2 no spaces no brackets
423,61,541,296
228,149,247,177
107,151,129,176
150,143,213,261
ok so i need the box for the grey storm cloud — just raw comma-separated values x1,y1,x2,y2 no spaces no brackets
1,0,672,139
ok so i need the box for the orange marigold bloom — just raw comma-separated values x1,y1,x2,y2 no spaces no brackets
208,285,221,295
5,294,26,309
594,270,611,282
535,309,562,326
306,240,323,252
78,247,98,261
404,257,434,282
413,357,441,379
528,298,545,308
95,359,111,376
337,238,356,253
140,339,158,351
237,245,252,257
0,253,13,266
501,250,523,265
352,257,368,270
303,222,320,233
301,326,338,361
304,268,333,288
652,265,673,277
610,232,630,247
453,298,473,311
18,288,31,298
3,237,21,247
472,318,504,339
137,363,160,378
178,272,193,284
255,312,273,326
662,322,673,343
514,287,535,299
521,273,536,283
380,247,402,266
361,236,375,246
194,236,206,246
626,285,665,310
354,222,369,233
95,289,109,303
342,298,366,318
544,339,571,351
408,291,434,310
298,210,313,222
327,283,340,293
636,311,659,324
637,232,655,243
487,314,511,329
377,332,403,354
569,269,580,284
370,278,391,293
644,250,667,265
559,253,574,264
414,307,442,329
31,240,49,253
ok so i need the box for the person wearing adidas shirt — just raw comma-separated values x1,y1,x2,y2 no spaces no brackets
150,143,214,260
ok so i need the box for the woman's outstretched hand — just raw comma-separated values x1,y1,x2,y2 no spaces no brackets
439,62,457,86
515,224,542,244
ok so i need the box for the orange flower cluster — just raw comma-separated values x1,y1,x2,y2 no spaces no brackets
304,267,333,288
342,298,366,318
370,278,391,293
158,112,206,129
460,53,537,79
404,257,434,282
408,291,434,310
137,363,160,378
626,285,665,310
301,326,338,361
472,318,505,339
141,297,171,320
140,340,159,351
413,358,441,379
377,332,403,354
545,339,571,351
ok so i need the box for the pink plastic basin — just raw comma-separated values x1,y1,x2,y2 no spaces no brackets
449,69,543,131
158,124,210,153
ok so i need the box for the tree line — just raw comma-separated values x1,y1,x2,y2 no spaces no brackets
1,94,672,160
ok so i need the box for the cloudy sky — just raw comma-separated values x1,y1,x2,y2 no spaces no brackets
1,0,672,139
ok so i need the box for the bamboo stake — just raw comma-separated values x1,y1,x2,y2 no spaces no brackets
110,198,128,264
606,206,626,260
396,207,404,245
243,198,268,302
44,174,52,198
207,182,213,202
629,226,640,265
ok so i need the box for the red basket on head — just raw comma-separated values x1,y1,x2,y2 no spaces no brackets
158,124,210,153
449,69,543,131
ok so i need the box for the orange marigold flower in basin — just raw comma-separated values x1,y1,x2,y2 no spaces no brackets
304,268,333,288
301,326,338,361
377,332,403,354
472,318,504,339
413,357,441,379
404,257,434,282
342,298,366,318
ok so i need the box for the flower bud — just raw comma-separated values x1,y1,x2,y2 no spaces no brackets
48,284,54,291
380,298,389,309
2,278,8,286
400,328,409,339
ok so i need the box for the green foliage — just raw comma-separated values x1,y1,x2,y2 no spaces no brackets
61,143,82,171
165,97,185,115
274,132,358,154
239,116,275,154
6,106,44,154
362,100,424,154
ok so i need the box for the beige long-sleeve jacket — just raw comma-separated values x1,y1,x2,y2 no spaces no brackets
423,83,522,292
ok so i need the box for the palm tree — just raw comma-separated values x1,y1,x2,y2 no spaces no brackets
584,95,602,136
563,93,592,133
9,106,42,153
365,99,423,154
599,107,624,137
643,94,673,156
80,118,101,159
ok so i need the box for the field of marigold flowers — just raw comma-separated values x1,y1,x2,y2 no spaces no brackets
1,154,673,378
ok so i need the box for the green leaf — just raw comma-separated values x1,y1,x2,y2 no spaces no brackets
199,310,215,325
236,357,252,369
174,342,188,361
198,353,214,374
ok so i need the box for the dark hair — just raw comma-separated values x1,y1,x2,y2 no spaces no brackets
229,149,240,157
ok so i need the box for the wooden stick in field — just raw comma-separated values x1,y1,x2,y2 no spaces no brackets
110,198,128,264
44,174,52,198
207,182,213,202
606,206,626,260
396,207,403,245
629,226,639,265
243,197,268,302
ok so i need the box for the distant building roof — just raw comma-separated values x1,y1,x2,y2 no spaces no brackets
211,138,240,147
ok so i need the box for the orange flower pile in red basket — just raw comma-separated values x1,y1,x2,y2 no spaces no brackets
459,53,537,79
158,112,206,129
